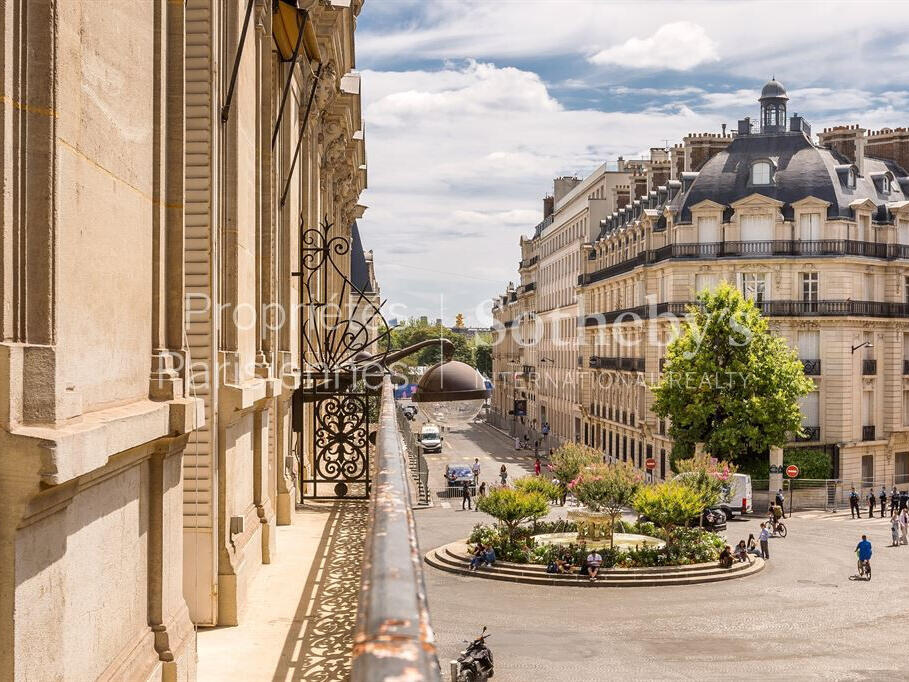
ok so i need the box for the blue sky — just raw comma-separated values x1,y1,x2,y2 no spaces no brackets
353,0,909,326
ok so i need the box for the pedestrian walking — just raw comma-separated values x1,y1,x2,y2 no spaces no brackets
476,481,487,512
890,512,900,546
878,487,887,518
534,456,541,476
461,480,472,511
534,440,540,457
759,523,771,560
776,489,786,518
523,433,530,450
900,507,908,545
849,488,860,519
890,487,899,515
499,464,508,486
471,457,480,487
868,490,876,518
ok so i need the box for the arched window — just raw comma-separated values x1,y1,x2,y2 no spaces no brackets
751,161,772,185
882,176,891,194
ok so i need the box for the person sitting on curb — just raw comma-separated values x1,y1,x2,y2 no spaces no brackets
719,545,734,569
733,540,750,563
469,545,486,571
585,550,603,582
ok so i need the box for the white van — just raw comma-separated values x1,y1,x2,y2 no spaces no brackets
419,424,443,454
720,473,753,518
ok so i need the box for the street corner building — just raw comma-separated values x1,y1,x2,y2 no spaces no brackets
491,80,909,489
0,0,370,679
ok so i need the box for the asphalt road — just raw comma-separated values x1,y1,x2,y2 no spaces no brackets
412,418,909,681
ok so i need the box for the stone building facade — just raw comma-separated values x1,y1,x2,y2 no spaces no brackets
0,0,367,679
492,81,909,489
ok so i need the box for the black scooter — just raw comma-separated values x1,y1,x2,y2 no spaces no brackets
456,626,494,681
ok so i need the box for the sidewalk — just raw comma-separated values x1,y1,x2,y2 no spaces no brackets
196,501,367,681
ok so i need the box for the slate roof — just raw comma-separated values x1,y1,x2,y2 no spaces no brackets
350,221,373,294
673,131,909,222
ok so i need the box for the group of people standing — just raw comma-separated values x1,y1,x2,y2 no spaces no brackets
848,486,909,547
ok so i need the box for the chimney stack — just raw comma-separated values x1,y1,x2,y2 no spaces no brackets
543,195,554,219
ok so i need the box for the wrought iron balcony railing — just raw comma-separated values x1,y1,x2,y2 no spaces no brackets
583,300,909,326
351,377,440,680
794,426,821,442
588,355,644,371
862,359,877,375
862,425,876,441
801,358,821,375
580,239,909,286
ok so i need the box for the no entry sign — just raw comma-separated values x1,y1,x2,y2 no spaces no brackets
786,465,800,478
645,457,656,471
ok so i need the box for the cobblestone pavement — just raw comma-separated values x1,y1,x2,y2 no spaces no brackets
414,420,909,681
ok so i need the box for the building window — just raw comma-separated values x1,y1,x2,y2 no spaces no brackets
751,161,772,185
741,272,767,303
847,168,856,189
897,452,909,486
861,455,874,487
798,212,821,241
881,176,891,194
801,272,818,304
905,276,909,305
740,214,773,241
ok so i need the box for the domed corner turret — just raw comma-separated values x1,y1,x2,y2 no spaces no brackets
759,78,788,102
759,78,788,133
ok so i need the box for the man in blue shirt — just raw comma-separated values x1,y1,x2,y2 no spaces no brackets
855,535,872,579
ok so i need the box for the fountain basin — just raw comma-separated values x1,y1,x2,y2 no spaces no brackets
533,531,665,551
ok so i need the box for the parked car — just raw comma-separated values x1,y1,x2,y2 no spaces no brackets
419,424,443,453
638,508,727,531
401,405,418,420
445,464,475,489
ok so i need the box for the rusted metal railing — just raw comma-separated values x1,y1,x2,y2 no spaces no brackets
351,377,440,681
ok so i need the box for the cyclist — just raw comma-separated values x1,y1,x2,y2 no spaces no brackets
768,502,784,535
855,535,872,579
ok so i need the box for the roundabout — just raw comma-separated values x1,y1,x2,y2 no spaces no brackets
424,540,765,587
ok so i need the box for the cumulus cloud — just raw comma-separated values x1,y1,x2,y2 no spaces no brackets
589,22,719,70
357,61,723,324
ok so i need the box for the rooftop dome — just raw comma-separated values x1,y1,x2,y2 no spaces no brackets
759,78,788,101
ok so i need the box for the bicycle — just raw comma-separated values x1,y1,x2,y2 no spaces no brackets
767,517,788,538
856,557,871,581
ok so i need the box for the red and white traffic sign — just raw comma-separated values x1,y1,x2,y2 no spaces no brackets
786,464,800,478
645,457,656,471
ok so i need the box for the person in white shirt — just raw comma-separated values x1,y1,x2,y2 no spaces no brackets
586,551,603,582
758,523,771,560
471,458,480,486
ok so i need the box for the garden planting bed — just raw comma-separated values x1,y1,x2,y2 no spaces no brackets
424,540,765,587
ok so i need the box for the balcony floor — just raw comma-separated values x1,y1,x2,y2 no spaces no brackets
197,501,368,681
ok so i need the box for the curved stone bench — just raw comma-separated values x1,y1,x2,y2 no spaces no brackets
424,540,765,587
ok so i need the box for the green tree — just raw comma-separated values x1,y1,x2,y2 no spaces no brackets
386,319,474,380
569,462,643,547
474,343,493,377
651,282,814,468
633,481,705,547
476,487,550,544
513,476,561,503
549,443,599,487
673,453,737,513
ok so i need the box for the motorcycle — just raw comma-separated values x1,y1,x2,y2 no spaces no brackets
456,626,494,681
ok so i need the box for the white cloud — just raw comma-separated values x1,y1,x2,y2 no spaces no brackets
357,61,724,324
589,22,719,71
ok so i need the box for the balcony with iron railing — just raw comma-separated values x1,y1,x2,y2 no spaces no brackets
580,239,909,286
583,300,909,326
794,425,821,442
588,355,645,371
801,358,821,376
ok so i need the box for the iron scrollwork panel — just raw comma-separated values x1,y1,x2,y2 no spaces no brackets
303,392,371,498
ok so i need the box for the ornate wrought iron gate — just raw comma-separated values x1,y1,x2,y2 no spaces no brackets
301,391,372,499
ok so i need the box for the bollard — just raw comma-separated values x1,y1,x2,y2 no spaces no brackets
450,660,459,680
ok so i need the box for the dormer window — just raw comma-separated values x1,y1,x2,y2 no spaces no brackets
881,176,891,194
751,161,772,185
847,168,856,189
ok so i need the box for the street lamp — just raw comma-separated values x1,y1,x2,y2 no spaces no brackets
412,360,490,426
851,341,874,354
